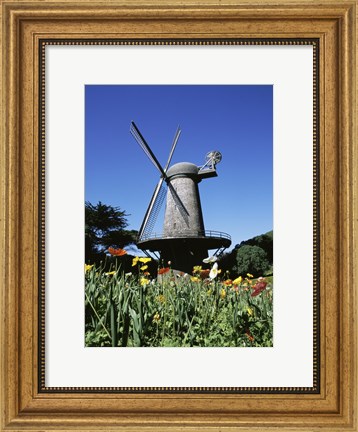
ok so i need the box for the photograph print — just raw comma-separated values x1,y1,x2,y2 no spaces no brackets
85,85,273,348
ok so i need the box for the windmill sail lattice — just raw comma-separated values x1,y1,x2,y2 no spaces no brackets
139,179,167,241
130,121,231,272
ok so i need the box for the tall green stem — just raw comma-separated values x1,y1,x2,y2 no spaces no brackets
85,292,111,340
109,286,118,347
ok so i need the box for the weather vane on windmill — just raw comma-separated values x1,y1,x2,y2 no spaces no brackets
130,121,231,273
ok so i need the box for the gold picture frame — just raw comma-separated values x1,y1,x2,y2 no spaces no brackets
1,1,356,430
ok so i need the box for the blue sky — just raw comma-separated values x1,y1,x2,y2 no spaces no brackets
85,85,272,252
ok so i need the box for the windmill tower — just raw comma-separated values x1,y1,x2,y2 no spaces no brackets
130,122,231,273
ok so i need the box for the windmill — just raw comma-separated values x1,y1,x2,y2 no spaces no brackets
130,121,231,273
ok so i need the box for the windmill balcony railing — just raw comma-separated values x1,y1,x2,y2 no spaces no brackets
138,230,231,242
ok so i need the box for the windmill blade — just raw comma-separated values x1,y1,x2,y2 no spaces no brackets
130,122,167,178
138,178,167,241
135,125,182,242
164,126,181,171
167,182,190,227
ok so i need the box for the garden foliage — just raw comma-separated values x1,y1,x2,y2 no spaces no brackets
85,257,273,348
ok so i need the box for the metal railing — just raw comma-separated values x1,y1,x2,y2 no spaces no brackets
138,230,231,242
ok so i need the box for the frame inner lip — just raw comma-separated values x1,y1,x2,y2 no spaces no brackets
38,38,320,394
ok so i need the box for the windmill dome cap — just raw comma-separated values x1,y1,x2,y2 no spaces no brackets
166,162,199,178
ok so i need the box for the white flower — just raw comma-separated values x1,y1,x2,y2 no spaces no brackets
209,262,219,280
203,256,217,264
176,272,189,278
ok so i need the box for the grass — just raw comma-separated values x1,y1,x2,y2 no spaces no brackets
85,262,273,348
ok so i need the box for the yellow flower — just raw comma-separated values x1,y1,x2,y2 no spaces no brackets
233,276,243,285
85,264,94,273
191,276,200,282
220,288,226,299
140,265,148,271
153,312,160,323
133,256,152,266
247,273,254,278
193,265,202,274
139,257,151,263
105,270,116,276
247,307,253,316
140,277,150,286
157,295,165,304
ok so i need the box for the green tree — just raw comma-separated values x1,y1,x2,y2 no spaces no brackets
237,230,273,263
219,231,273,276
85,201,137,263
234,245,270,277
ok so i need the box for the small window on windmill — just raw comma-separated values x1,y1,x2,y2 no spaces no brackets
174,223,176,229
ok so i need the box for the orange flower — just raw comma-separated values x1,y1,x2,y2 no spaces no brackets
108,247,127,257
223,279,233,286
246,330,254,342
251,281,268,297
200,269,210,279
158,267,170,275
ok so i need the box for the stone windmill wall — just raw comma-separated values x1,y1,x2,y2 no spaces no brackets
163,162,205,237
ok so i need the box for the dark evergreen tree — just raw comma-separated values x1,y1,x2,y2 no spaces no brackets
85,201,137,263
